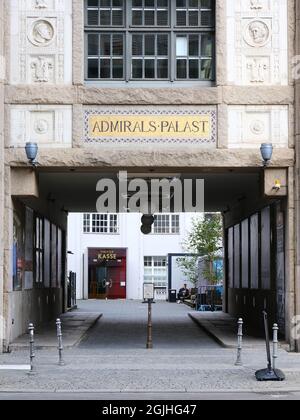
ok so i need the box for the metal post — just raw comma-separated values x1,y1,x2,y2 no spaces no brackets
146,299,153,349
272,323,279,370
235,318,243,366
28,323,35,374
56,319,65,366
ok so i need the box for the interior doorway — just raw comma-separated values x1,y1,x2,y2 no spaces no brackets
88,248,127,299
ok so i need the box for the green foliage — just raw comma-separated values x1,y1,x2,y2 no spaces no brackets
176,255,199,288
177,214,223,286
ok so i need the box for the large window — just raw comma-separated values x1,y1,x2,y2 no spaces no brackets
85,0,215,82
144,256,167,288
152,214,180,234
83,213,119,233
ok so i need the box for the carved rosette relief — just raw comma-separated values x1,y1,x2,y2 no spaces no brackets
250,120,265,136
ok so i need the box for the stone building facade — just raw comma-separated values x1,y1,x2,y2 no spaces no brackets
0,0,299,351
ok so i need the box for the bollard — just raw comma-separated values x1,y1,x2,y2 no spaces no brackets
272,324,279,370
28,323,36,375
235,318,243,366
146,300,153,349
56,319,65,366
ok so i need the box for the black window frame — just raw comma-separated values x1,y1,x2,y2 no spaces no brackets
84,0,215,84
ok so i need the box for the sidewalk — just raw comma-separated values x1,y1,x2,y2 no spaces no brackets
9,311,102,350
0,301,300,396
189,312,270,349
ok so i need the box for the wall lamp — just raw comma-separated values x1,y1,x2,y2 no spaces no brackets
25,142,39,167
260,143,273,167
61,206,69,215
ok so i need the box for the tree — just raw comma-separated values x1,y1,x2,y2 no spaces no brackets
177,214,223,286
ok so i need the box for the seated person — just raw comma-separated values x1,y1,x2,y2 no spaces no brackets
177,284,190,302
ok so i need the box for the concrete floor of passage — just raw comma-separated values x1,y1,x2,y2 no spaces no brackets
77,300,219,350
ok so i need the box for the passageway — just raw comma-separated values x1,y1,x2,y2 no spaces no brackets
78,300,219,350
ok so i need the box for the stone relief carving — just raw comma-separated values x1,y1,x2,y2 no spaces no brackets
34,119,49,134
31,56,53,82
228,106,288,148
34,0,48,8
28,19,55,46
250,120,265,135
246,57,269,83
10,106,72,147
250,0,263,10
10,1,72,84
244,20,270,47
228,0,287,86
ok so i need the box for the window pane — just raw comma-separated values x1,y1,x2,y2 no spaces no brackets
189,34,199,56
157,34,168,55
177,59,187,78
88,10,99,26
112,34,123,55
112,9,123,25
189,11,198,26
88,58,99,78
145,59,155,78
145,35,155,55
200,58,212,79
201,34,213,56
157,10,168,26
176,36,188,56
157,59,168,78
112,59,123,78
100,59,111,78
132,10,143,25
189,59,199,78
201,10,213,26
132,59,143,78
88,34,99,55
100,10,111,25
145,10,155,25
176,11,186,26
132,35,143,55
100,34,111,55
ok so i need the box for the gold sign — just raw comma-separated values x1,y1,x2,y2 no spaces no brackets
98,252,117,261
88,115,211,140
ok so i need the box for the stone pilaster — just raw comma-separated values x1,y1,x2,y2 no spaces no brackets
0,0,5,351
294,0,300,352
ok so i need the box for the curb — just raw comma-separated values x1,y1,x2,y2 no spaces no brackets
188,313,233,348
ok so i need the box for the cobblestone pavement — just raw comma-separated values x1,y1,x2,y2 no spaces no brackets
0,300,300,395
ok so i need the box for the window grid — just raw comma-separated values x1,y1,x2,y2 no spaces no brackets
153,214,180,234
132,33,169,79
176,0,214,27
144,256,167,287
86,0,125,27
83,213,119,234
87,33,124,79
85,0,215,82
132,0,169,27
